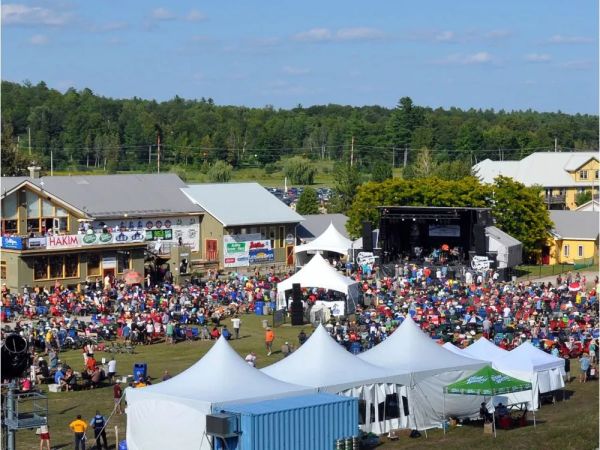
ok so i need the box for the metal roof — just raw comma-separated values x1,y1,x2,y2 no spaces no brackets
474,152,599,188
181,183,304,226
0,177,30,195
549,210,599,240
485,226,522,248
2,173,202,218
297,214,349,241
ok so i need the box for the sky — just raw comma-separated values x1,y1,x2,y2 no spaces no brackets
2,1,598,114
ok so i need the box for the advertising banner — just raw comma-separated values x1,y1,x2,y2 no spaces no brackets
249,248,275,264
315,300,345,316
1,237,23,250
224,241,249,268
27,237,47,249
46,234,81,250
223,236,275,267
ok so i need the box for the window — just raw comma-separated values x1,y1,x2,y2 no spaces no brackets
269,226,276,249
578,245,584,257
2,194,17,219
563,245,570,257
34,256,49,280
49,256,64,279
117,251,131,273
0,261,6,281
1,220,18,235
580,170,588,180
65,254,79,278
596,170,599,179
88,253,101,276
278,226,284,248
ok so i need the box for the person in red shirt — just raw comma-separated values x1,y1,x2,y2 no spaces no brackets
113,382,123,414
86,356,97,371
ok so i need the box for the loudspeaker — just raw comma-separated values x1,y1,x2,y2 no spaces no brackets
292,283,301,302
477,209,493,227
291,301,304,326
362,221,373,252
473,224,487,254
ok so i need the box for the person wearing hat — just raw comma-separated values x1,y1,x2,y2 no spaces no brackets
69,414,88,450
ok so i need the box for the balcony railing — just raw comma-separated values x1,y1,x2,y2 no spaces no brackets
544,194,566,204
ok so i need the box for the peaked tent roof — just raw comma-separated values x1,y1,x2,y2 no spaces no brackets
442,342,470,357
444,365,532,396
277,253,358,298
262,325,409,391
126,336,313,408
461,337,509,363
294,222,353,256
357,316,486,381
297,214,350,242
181,183,303,226
494,342,565,373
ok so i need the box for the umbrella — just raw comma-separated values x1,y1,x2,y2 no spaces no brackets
569,282,581,292
124,271,144,285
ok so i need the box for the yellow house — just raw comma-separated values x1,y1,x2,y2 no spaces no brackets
474,152,599,210
542,210,599,265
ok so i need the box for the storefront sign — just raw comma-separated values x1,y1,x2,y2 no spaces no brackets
249,248,275,264
1,237,23,250
145,229,173,241
223,236,275,267
224,241,249,268
315,300,345,316
47,235,81,250
27,237,47,249
285,233,295,245
113,230,145,244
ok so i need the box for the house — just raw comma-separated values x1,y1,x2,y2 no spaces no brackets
542,211,599,265
181,183,304,270
474,152,599,210
1,168,203,291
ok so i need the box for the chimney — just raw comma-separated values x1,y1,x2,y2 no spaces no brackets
27,165,41,179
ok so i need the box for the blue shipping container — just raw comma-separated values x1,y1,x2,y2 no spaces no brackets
214,393,358,450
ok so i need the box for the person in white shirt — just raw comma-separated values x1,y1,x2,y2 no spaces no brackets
245,352,256,367
107,357,117,382
231,316,241,339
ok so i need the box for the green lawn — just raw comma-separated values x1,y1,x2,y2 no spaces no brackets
516,264,599,281
14,314,600,449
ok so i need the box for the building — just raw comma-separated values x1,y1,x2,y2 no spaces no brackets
1,169,202,291
181,183,304,271
543,210,599,265
474,152,599,210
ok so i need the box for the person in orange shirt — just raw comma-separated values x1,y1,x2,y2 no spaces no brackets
265,327,275,356
69,414,88,450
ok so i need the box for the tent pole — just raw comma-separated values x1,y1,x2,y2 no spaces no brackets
442,392,446,435
532,390,537,428
493,412,497,438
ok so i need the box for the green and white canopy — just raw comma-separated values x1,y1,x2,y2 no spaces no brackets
444,365,532,396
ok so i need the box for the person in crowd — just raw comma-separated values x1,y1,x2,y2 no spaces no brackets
69,414,88,450
162,370,172,381
281,341,293,357
495,402,509,418
113,382,123,415
107,356,117,383
38,424,51,450
298,329,308,346
479,402,492,423
245,352,257,367
231,315,241,339
563,355,571,383
579,353,591,383
221,325,232,340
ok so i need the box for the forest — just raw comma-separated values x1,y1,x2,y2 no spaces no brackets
1,80,598,176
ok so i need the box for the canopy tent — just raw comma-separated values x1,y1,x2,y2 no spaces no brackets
276,253,361,311
294,222,352,265
358,316,488,430
443,365,535,437
126,337,314,450
443,342,472,357
493,342,565,409
262,325,411,434
461,337,509,362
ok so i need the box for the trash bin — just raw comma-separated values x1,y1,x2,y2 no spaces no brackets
133,363,147,381
255,301,264,316
261,319,268,329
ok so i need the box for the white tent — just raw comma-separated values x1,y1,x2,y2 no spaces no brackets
295,222,352,263
276,253,361,310
262,325,411,434
126,337,315,450
358,316,488,430
461,337,509,362
494,341,565,409
442,342,471,357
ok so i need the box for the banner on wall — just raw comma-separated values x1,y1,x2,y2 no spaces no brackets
315,300,345,316
1,237,23,250
249,248,275,264
46,234,81,250
224,241,249,268
223,235,274,267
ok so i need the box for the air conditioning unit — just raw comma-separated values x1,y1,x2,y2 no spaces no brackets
206,413,239,438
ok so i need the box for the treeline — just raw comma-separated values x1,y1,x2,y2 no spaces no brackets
1,80,598,176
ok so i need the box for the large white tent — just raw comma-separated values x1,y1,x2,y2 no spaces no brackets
276,253,361,310
461,337,509,362
494,341,565,409
295,222,352,264
126,337,315,450
262,325,411,434
358,316,488,429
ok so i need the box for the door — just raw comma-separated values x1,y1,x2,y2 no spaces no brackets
102,268,115,288
541,246,550,265
205,239,218,261
286,245,294,266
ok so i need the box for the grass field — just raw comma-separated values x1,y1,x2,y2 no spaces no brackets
13,314,600,450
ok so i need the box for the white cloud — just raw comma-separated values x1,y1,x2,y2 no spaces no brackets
434,31,456,42
151,7,176,21
186,10,206,22
435,51,494,65
547,34,593,44
560,60,593,70
410,28,511,43
293,28,332,42
282,66,311,75
28,34,48,45
2,3,72,26
336,27,385,41
525,53,551,63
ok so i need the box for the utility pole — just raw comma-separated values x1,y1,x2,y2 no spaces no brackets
554,138,558,152
148,145,152,165
157,134,161,173
50,150,53,176
350,136,354,167
28,127,31,155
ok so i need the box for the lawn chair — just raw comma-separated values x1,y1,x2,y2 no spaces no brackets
191,328,199,339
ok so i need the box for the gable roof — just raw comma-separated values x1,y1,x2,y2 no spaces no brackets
294,222,353,255
474,152,599,187
485,226,522,248
549,210,599,240
181,183,303,226
297,214,349,242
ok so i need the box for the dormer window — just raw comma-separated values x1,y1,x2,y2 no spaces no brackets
579,170,588,179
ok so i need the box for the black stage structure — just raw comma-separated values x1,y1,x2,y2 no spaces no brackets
378,206,494,270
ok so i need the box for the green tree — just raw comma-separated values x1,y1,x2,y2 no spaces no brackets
0,120,30,176
386,97,423,150
491,176,552,259
296,187,320,214
207,160,233,182
371,161,393,182
328,162,361,214
283,157,317,185
575,190,593,206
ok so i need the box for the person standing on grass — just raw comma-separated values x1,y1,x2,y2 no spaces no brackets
90,410,108,450
563,355,571,383
231,315,241,339
113,382,123,415
69,414,88,450
579,353,591,383
39,424,51,450
107,356,117,383
265,327,275,356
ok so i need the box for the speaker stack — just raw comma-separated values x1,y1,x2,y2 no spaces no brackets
362,221,373,252
290,283,304,325
473,224,487,255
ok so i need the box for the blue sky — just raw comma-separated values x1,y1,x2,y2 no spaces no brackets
2,1,598,113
